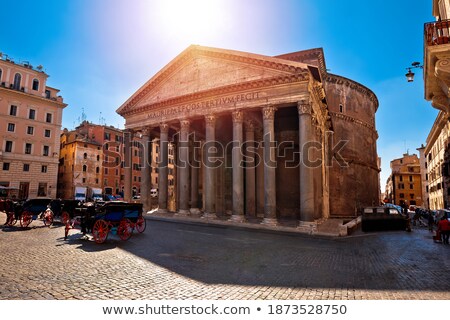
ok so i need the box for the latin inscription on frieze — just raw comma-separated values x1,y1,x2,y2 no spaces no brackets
147,92,261,119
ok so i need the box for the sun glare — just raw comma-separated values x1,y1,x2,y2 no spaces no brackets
153,0,228,43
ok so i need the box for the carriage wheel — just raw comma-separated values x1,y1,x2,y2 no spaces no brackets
61,211,70,225
20,211,32,228
135,216,146,233
118,218,133,241
43,209,54,227
5,212,17,226
92,219,109,244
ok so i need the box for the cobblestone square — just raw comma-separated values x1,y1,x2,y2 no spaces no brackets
0,213,449,300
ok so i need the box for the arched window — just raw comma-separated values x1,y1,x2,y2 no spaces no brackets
83,152,87,159
13,73,21,90
83,165,87,172
32,79,39,91
339,104,344,113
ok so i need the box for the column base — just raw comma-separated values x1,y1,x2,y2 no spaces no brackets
202,212,217,219
261,218,278,226
189,208,202,216
175,209,190,216
229,214,246,223
297,221,317,234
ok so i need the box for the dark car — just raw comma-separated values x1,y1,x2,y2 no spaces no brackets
361,206,407,232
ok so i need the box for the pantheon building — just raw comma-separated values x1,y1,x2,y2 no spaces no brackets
117,45,379,228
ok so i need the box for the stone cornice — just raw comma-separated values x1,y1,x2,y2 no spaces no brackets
325,74,378,109
274,48,327,77
329,112,375,131
117,45,310,116
122,74,308,117
0,87,67,108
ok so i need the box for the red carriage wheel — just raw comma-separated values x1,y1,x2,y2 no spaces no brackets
6,212,17,226
118,218,133,241
92,219,109,244
61,211,70,225
20,211,32,228
135,216,146,233
43,209,54,227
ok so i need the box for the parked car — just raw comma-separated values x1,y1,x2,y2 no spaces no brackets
361,206,407,232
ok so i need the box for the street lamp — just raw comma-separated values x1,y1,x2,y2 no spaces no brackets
405,62,423,82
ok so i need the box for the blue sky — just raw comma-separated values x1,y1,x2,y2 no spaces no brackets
1,0,436,191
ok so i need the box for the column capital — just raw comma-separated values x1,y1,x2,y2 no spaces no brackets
180,119,190,131
160,122,169,134
141,127,152,137
232,110,244,123
297,100,312,115
262,105,277,120
205,114,217,127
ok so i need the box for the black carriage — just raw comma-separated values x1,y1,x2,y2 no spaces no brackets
18,198,53,228
64,201,145,243
41,199,84,226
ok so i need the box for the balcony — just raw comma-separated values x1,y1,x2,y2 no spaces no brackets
425,19,450,46
424,19,450,113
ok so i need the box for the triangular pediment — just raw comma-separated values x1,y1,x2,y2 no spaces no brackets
117,45,310,115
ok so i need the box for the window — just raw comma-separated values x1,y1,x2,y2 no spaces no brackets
410,194,415,200
5,141,13,152
28,109,36,120
399,193,405,198
43,129,51,138
2,163,10,171
83,152,87,159
45,90,51,99
41,165,47,173
0,69,2,81
96,167,99,174
82,178,86,183
27,126,34,135
339,104,343,113
97,155,100,161
32,79,39,91
104,132,111,140
25,143,32,154
9,105,17,116
95,178,99,184
104,168,108,174
46,113,52,123
23,164,30,172
399,176,403,182
410,184,413,189
37,183,47,196
83,165,87,172
7,123,15,132
13,73,21,90
43,145,49,156
409,175,413,182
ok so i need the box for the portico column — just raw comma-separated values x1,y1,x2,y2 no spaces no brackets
140,127,151,212
245,120,256,218
158,123,169,213
190,136,200,214
230,110,245,222
123,129,133,202
178,119,190,215
203,114,217,218
298,100,315,222
262,106,278,226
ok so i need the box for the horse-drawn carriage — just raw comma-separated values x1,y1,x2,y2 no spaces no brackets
41,199,83,226
64,201,146,243
1,198,53,227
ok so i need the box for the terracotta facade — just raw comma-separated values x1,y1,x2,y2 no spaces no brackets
0,56,66,199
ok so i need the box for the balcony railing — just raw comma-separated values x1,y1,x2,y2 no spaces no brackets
425,19,450,46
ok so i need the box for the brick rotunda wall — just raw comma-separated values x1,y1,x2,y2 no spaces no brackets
325,74,380,217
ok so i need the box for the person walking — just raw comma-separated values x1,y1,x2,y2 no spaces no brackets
437,215,450,244
428,210,434,232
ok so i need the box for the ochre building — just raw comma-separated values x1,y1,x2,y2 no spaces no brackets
117,45,379,227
